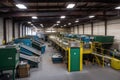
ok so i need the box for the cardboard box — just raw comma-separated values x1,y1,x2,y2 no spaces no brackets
18,64,30,78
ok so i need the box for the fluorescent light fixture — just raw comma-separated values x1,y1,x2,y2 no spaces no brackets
75,20,79,23
51,24,57,27
28,22,31,24
56,24,59,25
32,16,38,19
52,31,56,32
60,16,66,19
40,24,44,27
67,3,75,9
89,15,95,18
46,30,51,32
115,6,120,9
46,30,56,33
57,21,60,23
64,24,66,26
68,23,71,25
31,24,33,26
33,26,37,29
16,4,27,9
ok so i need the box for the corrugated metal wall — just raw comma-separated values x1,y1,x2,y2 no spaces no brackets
71,27,74,34
15,23,19,39
93,22,105,35
107,19,120,41
26,27,28,35
71,19,120,49
84,24,91,35
20,24,23,37
0,18,30,44
6,19,13,42
22,25,26,36
0,18,3,45
74,26,78,34
79,25,83,34
107,19,120,49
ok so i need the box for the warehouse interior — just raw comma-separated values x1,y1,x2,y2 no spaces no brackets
0,0,120,80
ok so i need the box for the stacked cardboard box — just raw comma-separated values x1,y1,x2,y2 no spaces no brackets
17,64,30,78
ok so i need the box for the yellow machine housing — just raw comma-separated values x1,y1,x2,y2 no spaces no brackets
111,58,120,69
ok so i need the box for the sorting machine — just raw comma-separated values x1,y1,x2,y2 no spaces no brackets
20,44,41,68
49,34,120,71
14,38,32,46
14,37,46,54
49,36,83,72
32,40,46,54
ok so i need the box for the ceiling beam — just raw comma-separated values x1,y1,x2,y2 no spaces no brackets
0,8,115,12
0,0,120,3
0,5,115,10
26,5,115,9
6,0,120,3
0,10,118,17
0,11,97,17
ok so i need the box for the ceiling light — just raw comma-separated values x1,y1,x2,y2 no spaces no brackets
32,16,38,19
16,4,27,9
68,23,71,25
115,6,120,9
64,24,66,26
28,22,31,24
52,24,57,27
67,3,75,9
57,21,60,23
60,16,66,19
33,26,37,29
33,26,36,28
89,15,95,18
75,20,79,23
31,24,33,26
40,24,44,27
56,24,59,26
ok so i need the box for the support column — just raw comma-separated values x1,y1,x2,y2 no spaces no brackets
83,24,84,34
105,19,107,36
3,18,6,44
77,25,79,34
103,11,107,36
12,21,15,39
24,26,26,36
18,23,20,38
22,24,24,37
91,22,93,35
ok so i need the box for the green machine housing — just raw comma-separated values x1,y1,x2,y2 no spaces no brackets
0,45,20,80
68,42,82,72
69,47,80,72
0,46,19,70
93,35,114,43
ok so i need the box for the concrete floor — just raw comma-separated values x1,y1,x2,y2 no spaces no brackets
17,43,120,80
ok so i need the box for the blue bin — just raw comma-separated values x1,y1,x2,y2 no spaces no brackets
33,36,40,41
41,45,46,54
52,54,63,63
81,36,90,43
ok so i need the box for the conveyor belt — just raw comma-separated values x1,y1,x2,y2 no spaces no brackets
92,53,112,60
20,44,41,56
33,40,44,44
32,40,42,46
20,53,40,63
